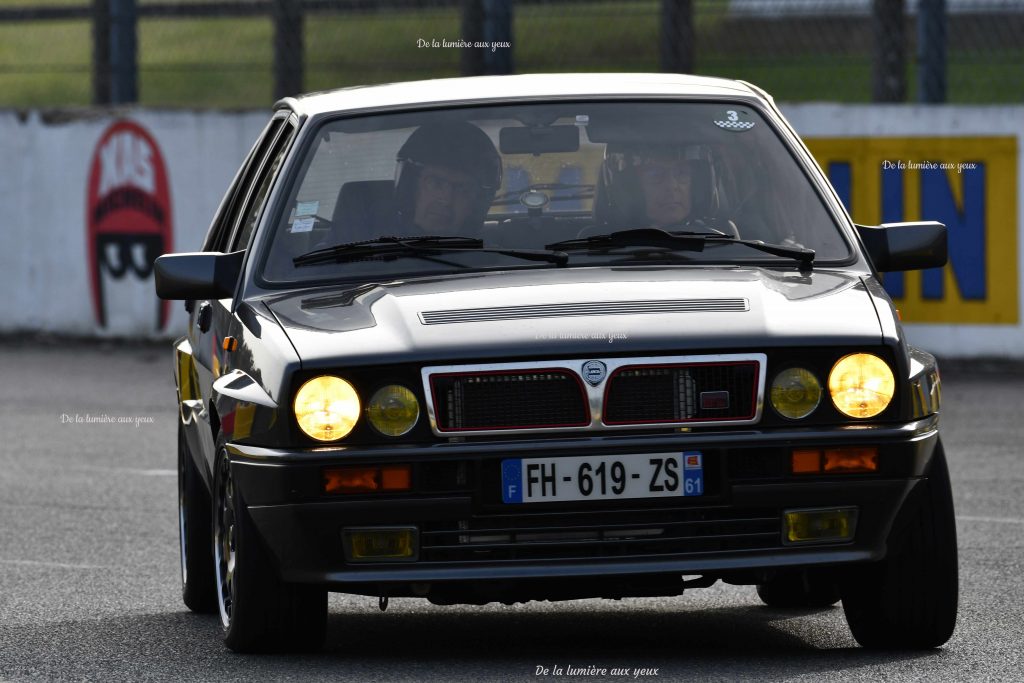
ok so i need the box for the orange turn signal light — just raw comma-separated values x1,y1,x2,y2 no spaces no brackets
323,465,412,494
221,336,238,352
791,449,822,474
792,447,878,474
824,447,878,473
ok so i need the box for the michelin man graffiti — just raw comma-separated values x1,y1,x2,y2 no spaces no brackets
87,120,173,332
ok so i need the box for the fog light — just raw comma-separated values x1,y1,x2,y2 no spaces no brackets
344,527,418,561
784,508,857,544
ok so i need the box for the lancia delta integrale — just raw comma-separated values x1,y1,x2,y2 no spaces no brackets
155,73,956,652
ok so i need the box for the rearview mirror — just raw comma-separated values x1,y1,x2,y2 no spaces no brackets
499,126,580,155
855,221,947,272
154,251,244,300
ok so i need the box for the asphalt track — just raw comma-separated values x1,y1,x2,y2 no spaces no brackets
0,344,1022,682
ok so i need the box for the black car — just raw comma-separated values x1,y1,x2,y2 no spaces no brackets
155,73,956,653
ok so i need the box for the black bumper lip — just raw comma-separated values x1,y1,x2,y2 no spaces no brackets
226,419,938,587
282,548,878,585
239,478,921,585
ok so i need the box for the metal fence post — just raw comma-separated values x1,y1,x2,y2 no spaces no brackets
661,0,694,74
273,0,303,99
482,0,513,75
461,0,485,76
109,0,137,104
872,0,906,102
918,0,947,103
92,0,111,105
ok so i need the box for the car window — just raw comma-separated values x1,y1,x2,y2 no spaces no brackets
203,116,287,253
260,102,852,284
230,121,297,252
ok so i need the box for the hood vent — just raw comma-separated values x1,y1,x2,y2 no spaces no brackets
419,298,749,325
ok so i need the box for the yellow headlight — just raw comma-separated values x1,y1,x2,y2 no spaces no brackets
367,385,420,437
828,353,895,418
294,375,360,441
770,367,822,420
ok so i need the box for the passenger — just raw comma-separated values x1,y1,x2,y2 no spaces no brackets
597,143,720,232
394,121,503,235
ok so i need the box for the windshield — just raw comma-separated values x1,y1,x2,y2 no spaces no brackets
260,102,851,284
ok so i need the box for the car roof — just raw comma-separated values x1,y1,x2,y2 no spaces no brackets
280,73,767,118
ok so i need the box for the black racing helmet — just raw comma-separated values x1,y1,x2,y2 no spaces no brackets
594,142,718,228
395,121,503,231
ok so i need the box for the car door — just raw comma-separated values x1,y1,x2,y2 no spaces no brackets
188,113,297,476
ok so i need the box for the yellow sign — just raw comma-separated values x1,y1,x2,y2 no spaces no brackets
806,136,1018,324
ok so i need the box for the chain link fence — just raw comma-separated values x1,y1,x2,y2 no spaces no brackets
0,0,1020,108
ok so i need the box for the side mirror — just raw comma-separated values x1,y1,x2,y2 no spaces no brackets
154,251,244,300
855,221,947,272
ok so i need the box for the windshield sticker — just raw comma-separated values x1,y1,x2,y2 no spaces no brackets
291,217,315,233
296,200,319,216
714,109,755,132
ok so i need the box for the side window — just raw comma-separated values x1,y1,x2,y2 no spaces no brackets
203,116,287,253
230,121,297,252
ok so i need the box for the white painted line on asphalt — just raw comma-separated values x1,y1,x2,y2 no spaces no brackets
70,466,176,477
957,515,1024,525
128,469,176,476
0,559,105,570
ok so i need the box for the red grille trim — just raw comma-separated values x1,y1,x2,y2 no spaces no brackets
602,361,760,425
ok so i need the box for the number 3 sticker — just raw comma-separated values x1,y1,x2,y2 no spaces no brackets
713,110,755,132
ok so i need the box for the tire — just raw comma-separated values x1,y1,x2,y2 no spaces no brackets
756,570,840,608
841,438,958,649
179,423,217,613
213,450,327,653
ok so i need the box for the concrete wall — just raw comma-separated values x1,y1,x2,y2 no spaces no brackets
0,109,267,338
0,104,1020,357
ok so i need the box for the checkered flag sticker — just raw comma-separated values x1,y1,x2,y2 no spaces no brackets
714,109,755,132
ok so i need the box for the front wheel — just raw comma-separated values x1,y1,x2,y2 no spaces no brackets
840,439,958,648
213,451,327,653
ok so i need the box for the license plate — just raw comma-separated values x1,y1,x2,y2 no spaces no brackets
501,452,704,504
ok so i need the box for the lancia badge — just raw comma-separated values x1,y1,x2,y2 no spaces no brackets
582,360,607,386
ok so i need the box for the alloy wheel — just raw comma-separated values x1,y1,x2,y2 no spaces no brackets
214,456,237,629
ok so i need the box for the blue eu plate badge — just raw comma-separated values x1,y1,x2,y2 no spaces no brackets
502,459,523,503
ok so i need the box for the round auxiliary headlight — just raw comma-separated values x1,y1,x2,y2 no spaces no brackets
828,353,896,419
294,375,360,442
367,385,421,437
770,367,822,420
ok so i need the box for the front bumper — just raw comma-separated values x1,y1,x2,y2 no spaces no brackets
228,417,939,590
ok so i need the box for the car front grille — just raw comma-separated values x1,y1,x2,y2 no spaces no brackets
419,505,781,563
423,354,763,434
604,362,758,424
431,370,589,431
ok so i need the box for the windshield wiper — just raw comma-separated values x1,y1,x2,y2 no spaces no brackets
546,228,814,268
546,228,707,253
293,235,568,268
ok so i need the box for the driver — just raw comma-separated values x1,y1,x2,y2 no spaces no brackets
596,142,718,231
394,121,503,235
